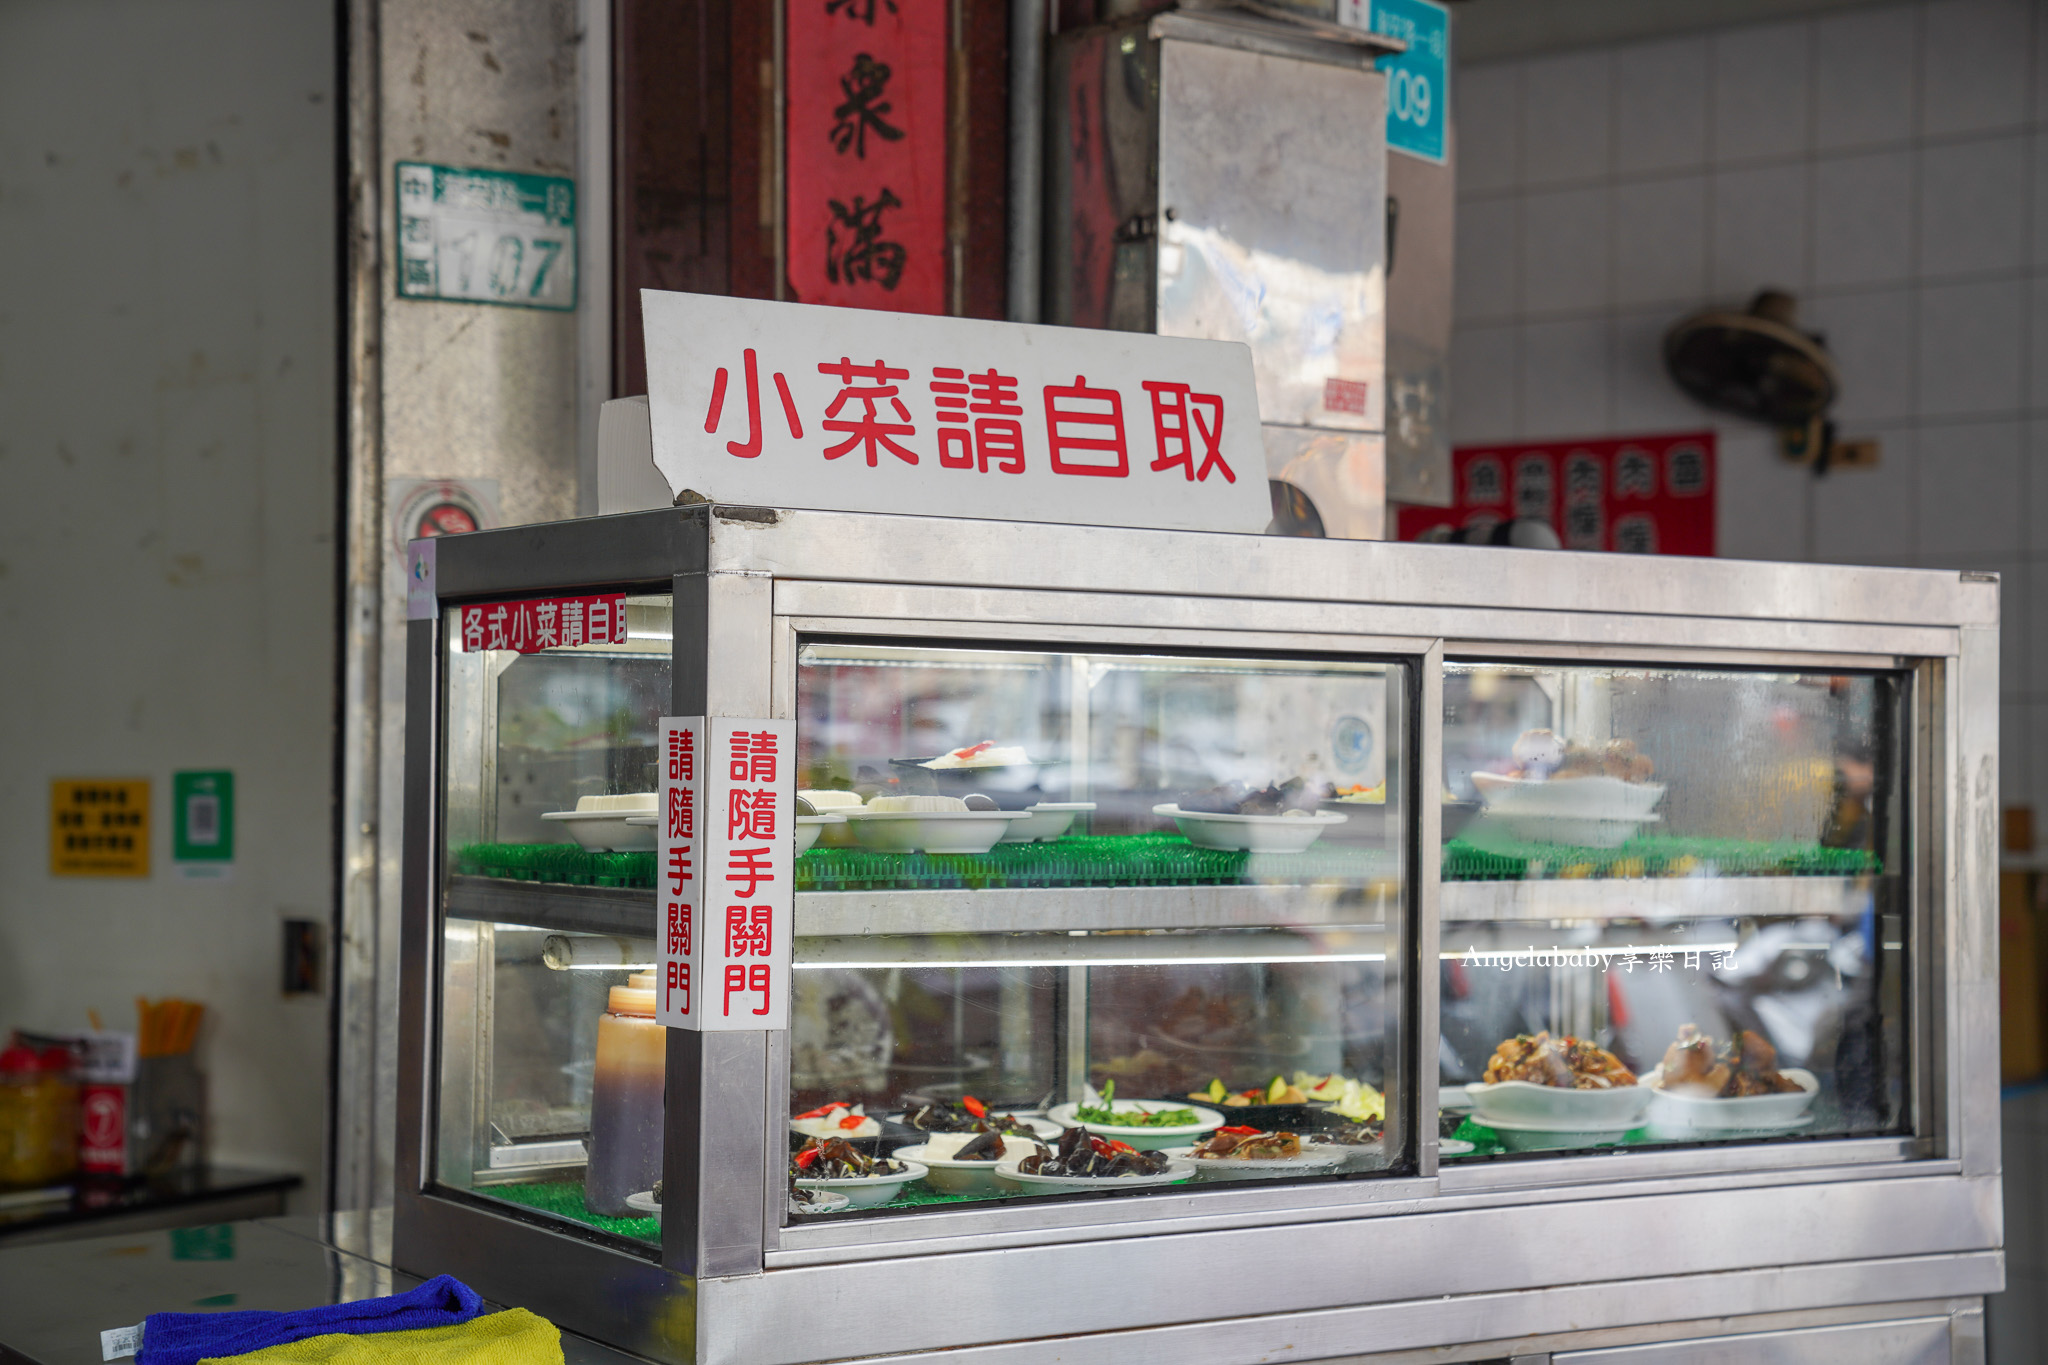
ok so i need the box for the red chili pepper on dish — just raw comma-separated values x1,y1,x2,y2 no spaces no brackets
793,1103,847,1121
1219,1125,1262,1135
836,1113,868,1130
962,1096,987,1119
794,1147,820,1169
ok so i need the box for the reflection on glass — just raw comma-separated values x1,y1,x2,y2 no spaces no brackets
789,643,1409,1213
436,596,672,1249
1438,663,1908,1160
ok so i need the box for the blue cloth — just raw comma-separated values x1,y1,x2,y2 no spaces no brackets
137,1275,484,1365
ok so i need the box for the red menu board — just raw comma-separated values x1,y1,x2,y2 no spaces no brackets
785,0,948,315
1397,431,1716,556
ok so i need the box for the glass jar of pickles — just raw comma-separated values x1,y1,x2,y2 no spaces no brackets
0,1045,79,1187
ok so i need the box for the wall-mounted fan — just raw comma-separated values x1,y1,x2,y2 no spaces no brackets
1663,290,1874,473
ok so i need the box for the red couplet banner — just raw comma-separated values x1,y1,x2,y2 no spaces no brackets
1396,431,1717,556
785,0,948,315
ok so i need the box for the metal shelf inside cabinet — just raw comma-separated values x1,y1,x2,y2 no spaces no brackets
444,876,652,938
1439,874,1890,923
792,881,1396,937
797,925,1385,968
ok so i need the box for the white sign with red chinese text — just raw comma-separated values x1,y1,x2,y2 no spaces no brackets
456,593,627,653
658,716,795,1031
642,290,1271,534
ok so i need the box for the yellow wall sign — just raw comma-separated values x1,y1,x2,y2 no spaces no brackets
51,779,150,877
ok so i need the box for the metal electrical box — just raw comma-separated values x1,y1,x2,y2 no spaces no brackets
1046,8,1399,539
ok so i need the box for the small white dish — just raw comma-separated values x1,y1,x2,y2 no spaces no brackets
992,1156,1196,1193
1477,1117,1642,1151
844,809,1028,854
793,1158,927,1208
543,794,659,852
1438,1138,1477,1156
1045,1100,1224,1152
1465,1079,1654,1130
623,1190,662,1217
894,1137,1041,1195
1645,1066,1820,1132
1467,773,1666,849
787,1189,852,1216
794,813,848,854
1163,1143,1348,1178
997,802,1096,843
1152,804,1347,853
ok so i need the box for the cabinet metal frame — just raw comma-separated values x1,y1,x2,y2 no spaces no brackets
392,506,2001,1365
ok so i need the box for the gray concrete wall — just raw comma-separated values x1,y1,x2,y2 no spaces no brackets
0,0,336,1199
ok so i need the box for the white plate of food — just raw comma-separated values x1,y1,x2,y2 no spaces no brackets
1045,1098,1225,1152
998,802,1096,843
789,1102,884,1140
793,1158,927,1208
1438,1138,1476,1156
1477,1117,1643,1151
894,1134,1041,1196
890,1107,1061,1142
1466,1032,1651,1128
1166,1133,1348,1178
1463,1090,1653,1131
1644,1025,1821,1131
992,1155,1197,1193
1152,804,1347,853
623,1190,663,1217
1467,772,1665,849
543,794,659,851
845,797,1029,854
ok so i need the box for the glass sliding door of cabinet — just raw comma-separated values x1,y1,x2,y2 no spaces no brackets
1438,661,1909,1160
787,641,1413,1216
435,594,674,1251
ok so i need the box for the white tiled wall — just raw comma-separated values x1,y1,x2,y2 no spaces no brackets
1451,0,2039,787
1447,2,2039,1352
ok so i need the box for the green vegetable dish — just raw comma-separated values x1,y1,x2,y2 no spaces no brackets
1073,1081,1201,1129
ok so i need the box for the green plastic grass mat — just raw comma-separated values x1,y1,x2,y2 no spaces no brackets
481,1178,660,1246
794,832,1398,891
455,842,655,887
1441,836,1880,882
455,832,1879,894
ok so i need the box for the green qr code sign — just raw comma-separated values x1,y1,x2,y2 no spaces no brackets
173,770,234,863
395,162,576,310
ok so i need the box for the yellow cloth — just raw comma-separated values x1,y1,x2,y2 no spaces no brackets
199,1308,561,1365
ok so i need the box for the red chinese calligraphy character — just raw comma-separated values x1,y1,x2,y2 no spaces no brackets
510,603,534,651
665,845,695,893
932,368,972,469
667,728,696,783
726,847,775,897
728,788,778,841
1143,382,1233,483
728,730,779,783
485,605,510,649
961,369,1026,474
668,787,696,842
723,963,772,1017
462,608,484,651
1043,376,1129,477
585,597,618,644
666,901,692,957
818,358,918,466
559,599,585,647
705,347,805,458
534,600,560,648
725,905,772,957
668,960,691,1014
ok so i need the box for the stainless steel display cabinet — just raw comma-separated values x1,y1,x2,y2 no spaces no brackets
395,505,2001,1365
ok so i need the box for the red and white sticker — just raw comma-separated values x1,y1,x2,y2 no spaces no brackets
456,593,627,653
642,290,1270,535
658,717,794,1031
